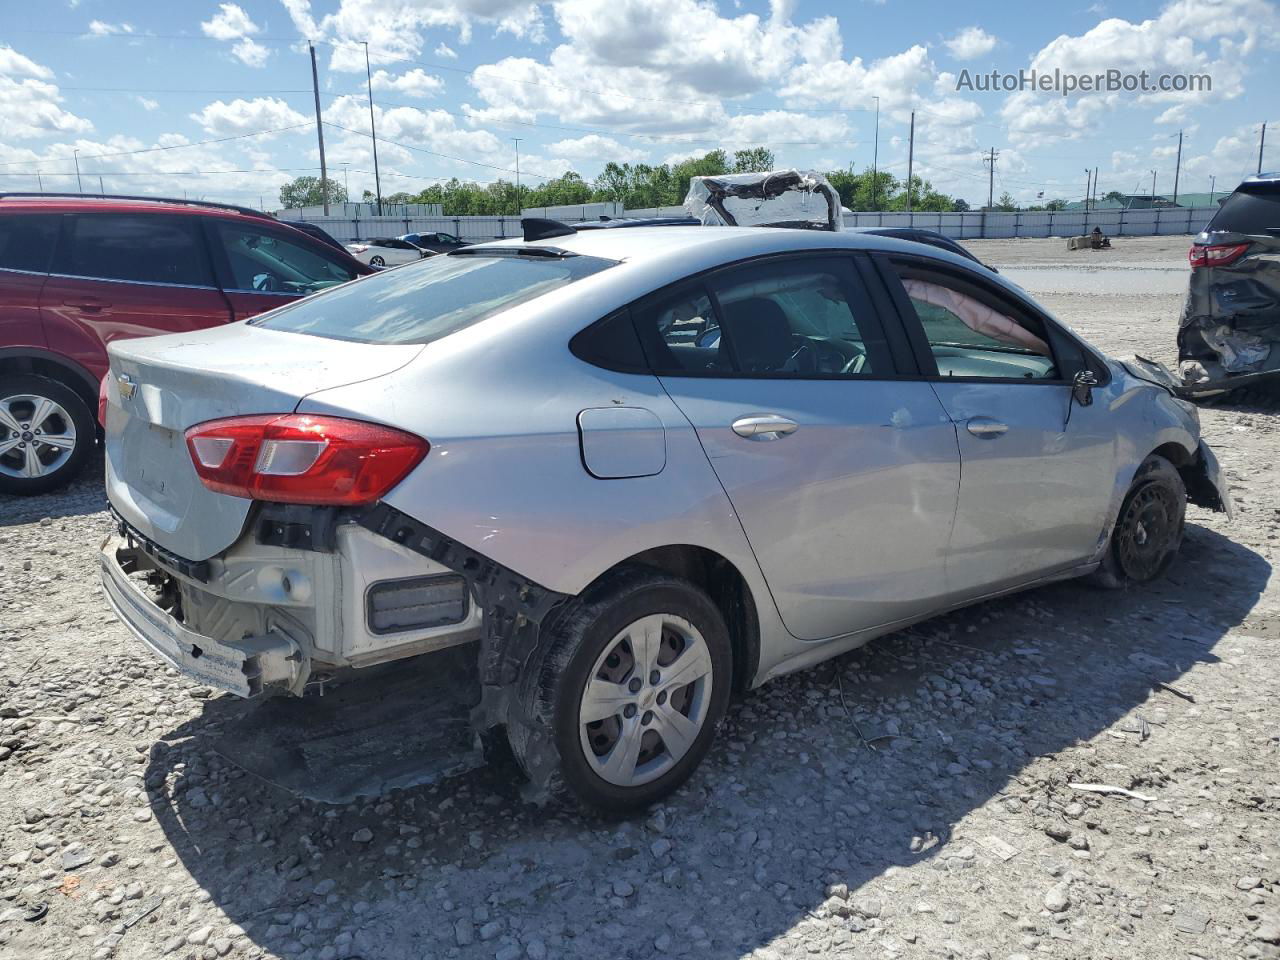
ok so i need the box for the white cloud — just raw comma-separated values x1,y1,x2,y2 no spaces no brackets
232,38,271,67
944,26,997,61
1000,0,1280,145
87,21,135,36
200,3,260,41
201,3,271,66
189,97,309,136
547,134,647,164
370,68,445,99
0,45,55,80
0,46,92,140
135,96,159,111
435,43,458,59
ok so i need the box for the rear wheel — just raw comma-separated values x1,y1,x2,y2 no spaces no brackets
369,255,385,267
1091,454,1185,588
0,375,95,496
510,567,732,813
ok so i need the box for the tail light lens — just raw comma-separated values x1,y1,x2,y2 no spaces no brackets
1188,242,1249,268
97,374,109,426
185,414,428,505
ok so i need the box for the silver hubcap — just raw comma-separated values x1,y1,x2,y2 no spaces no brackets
578,613,713,788
0,394,78,480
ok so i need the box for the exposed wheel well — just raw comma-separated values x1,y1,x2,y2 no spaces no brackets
0,353,99,414
604,545,760,694
1149,441,1192,468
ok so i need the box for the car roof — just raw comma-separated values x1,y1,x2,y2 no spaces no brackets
0,192,274,221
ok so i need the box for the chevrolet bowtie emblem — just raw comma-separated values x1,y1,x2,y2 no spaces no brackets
116,373,138,399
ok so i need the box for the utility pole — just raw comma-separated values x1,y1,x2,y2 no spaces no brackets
1150,169,1157,201
1172,130,1182,205
364,42,383,216
340,161,350,198
1209,174,1216,205
98,175,104,195
905,110,915,213
1260,122,1267,175
1083,168,1091,212
985,147,998,209
35,168,42,191
512,138,523,216
870,96,880,210
73,149,82,193
308,42,329,215
1092,166,1098,208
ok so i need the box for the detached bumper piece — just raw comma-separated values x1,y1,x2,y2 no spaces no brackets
100,536,305,697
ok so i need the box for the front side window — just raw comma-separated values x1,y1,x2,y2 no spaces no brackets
216,221,357,295
633,257,890,377
55,214,213,287
0,214,60,273
253,250,616,344
890,261,1057,380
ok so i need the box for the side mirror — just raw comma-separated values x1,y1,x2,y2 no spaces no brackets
1072,369,1098,407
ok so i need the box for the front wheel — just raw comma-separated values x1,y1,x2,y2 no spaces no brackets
1091,454,1186,588
0,375,95,496
369,255,385,267
510,567,732,813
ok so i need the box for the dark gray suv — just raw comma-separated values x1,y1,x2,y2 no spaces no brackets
1179,173,1280,395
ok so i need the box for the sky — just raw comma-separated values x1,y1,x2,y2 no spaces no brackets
0,0,1277,210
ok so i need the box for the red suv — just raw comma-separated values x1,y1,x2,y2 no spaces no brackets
0,194,370,495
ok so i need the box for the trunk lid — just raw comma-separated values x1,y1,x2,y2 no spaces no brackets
104,323,422,560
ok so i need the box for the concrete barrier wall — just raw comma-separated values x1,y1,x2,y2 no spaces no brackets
287,206,1218,243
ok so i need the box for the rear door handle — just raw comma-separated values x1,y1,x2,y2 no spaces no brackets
64,298,111,312
732,414,799,441
965,416,1008,438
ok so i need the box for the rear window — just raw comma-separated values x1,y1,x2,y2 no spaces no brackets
252,250,616,344
0,214,60,273
1207,186,1280,236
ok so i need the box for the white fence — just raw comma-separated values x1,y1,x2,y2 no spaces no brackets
286,206,1218,243
840,206,1216,239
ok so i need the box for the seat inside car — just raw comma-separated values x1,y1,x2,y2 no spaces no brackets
720,297,797,372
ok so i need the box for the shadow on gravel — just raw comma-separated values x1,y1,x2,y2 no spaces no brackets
0,450,107,526
145,522,1268,960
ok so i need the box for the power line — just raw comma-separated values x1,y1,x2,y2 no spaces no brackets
0,122,314,168
321,120,558,181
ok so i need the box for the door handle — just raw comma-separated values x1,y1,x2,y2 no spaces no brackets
732,415,799,441
965,416,1008,438
64,298,110,312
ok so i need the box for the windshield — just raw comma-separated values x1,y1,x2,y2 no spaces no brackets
252,250,616,344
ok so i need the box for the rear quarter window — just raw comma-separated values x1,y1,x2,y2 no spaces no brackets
253,250,616,344
1207,187,1280,236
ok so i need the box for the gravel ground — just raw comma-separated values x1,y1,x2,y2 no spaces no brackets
2,235,1278,960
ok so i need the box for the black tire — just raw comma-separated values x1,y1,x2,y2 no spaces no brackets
509,566,732,814
0,375,95,496
1090,454,1186,589
369,255,385,267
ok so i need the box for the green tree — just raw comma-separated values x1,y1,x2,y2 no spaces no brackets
279,176,347,209
952,198,970,212
1104,190,1125,203
731,146,775,173
996,191,1017,211
1045,198,1067,211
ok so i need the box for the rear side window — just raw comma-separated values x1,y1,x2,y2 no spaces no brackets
253,251,616,344
1207,187,1280,236
55,214,213,287
0,214,60,273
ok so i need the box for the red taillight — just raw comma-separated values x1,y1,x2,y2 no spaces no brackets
1188,242,1249,268
184,414,428,505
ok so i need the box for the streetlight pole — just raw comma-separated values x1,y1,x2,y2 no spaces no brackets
870,96,880,210
73,149,82,193
364,42,383,216
1150,169,1157,202
512,138,523,216
341,161,350,198
1209,174,1216,206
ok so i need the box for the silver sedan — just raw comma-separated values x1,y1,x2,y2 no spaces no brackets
98,225,1231,812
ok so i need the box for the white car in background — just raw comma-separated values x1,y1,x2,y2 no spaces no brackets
345,237,431,268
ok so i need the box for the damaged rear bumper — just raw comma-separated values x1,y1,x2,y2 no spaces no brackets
100,536,305,697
